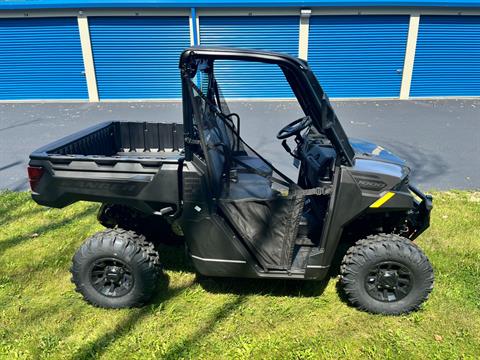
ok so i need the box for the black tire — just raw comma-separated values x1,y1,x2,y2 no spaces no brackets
71,228,161,308
340,233,434,315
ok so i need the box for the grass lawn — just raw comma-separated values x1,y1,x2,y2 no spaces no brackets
0,191,479,359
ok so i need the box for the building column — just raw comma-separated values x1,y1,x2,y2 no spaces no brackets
77,15,99,102
400,13,420,100
298,9,311,60
190,7,200,46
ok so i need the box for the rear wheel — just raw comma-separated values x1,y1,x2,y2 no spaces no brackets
340,234,434,315
71,228,161,308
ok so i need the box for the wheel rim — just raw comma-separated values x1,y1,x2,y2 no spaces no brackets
89,258,134,297
365,261,413,302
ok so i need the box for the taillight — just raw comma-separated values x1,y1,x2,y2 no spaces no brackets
27,166,44,192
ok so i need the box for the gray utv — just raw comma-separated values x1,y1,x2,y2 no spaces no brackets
28,47,434,315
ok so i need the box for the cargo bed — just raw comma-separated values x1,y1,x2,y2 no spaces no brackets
29,121,185,214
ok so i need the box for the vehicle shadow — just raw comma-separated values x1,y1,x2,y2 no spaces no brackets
161,295,247,360
155,242,331,299
72,273,188,360
198,276,330,298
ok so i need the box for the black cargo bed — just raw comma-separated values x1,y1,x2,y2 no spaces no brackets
29,121,185,211
31,121,184,160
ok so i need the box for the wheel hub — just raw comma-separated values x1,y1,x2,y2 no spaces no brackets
90,258,134,297
378,270,398,289
105,266,124,283
365,261,413,302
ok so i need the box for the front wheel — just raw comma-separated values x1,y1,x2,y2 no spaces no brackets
71,228,161,308
340,234,434,315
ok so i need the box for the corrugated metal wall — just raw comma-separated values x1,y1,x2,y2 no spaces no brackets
0,17,87,100
411,15,480,97
308,15,410,98
88,16,190,99
0,11,478,101
199,16,299,98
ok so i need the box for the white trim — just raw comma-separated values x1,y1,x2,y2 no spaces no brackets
77,16,99,102
191,254,247,264
90,98,183,102
196,8,299,17
298,10,310,60
222,97,297,101
408,95,480,99
0,99,89,103
0,96,477,104
222,96,399,101
310,8,480,16
0,8,480,19
329,96,403,101
195,12,201,44
189,12,194,45
400,13,420,100
306,265,330,269
0,9,190,18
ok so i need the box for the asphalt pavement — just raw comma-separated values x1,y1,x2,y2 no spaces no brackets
0,99,478,191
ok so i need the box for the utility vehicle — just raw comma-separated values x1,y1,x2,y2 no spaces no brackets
28,47,434,315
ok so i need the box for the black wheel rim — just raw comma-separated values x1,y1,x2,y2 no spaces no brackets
365,261,413,302
89,258,134,297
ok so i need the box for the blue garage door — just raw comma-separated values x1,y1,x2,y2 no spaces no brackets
199,16,299,98
411,16,480,97
89,16,190,99
308,15,409,98
0,17,87,100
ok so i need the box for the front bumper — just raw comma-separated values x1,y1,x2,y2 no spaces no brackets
408,185,433,240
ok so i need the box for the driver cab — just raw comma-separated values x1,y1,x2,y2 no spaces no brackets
180,48,344,274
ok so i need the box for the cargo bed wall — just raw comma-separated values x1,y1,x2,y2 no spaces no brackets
48,122,184,156
116,122,184,154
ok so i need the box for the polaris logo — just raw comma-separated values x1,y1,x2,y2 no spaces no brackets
59,179,144,195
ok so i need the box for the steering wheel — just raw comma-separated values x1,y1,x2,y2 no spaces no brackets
276,116,312,140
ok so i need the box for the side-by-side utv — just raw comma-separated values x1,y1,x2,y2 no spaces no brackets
28,48,434,315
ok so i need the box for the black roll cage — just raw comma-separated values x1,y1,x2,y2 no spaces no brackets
179,47,355,166
184,66,294,189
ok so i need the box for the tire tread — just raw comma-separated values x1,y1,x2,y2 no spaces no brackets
340,233,434,315
71,228,161,308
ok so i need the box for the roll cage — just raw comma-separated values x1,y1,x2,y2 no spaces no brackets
179,47,355,167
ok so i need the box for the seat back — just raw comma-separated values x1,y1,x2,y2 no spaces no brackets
201,108,234,196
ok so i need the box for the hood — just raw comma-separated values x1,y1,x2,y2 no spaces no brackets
349,138,406,166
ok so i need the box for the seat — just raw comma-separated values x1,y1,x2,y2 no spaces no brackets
233,155,272,176
222,172,275,201
303,145,336,187
203,121,275,201
202,110,274,201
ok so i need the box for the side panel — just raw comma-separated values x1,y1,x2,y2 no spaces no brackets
309,162,412,269
411,15,480,97
29,159,182,213
0,17,87,100
180,160,257,277
308,15,409,98
198,16,299,98
88,16,190,100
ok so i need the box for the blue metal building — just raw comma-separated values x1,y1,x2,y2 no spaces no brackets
0,0,479,101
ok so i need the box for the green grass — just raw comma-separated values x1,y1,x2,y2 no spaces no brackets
0,191,479,359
